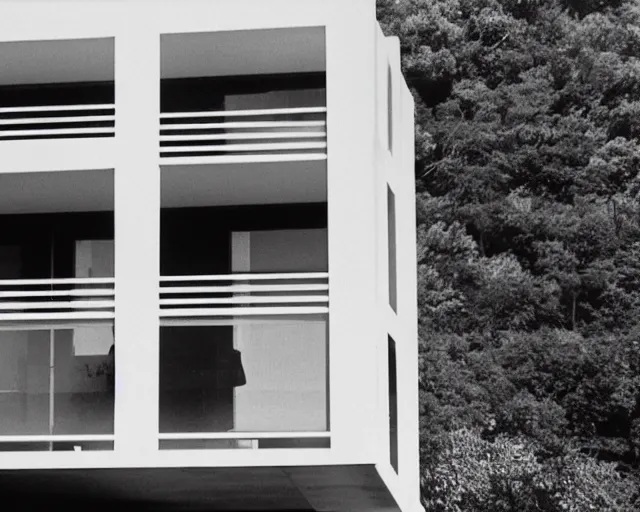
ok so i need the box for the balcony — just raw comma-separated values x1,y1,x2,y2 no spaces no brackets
158,80,330,444
160,27,326,166
160,106,327,164
0,277,116,450
158,272,329,449
0,169,115,451
0,37,115,172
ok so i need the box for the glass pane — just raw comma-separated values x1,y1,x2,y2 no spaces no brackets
159,318,328,434
0,327,114,437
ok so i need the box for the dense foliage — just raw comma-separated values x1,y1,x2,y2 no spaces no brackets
377,0,640,509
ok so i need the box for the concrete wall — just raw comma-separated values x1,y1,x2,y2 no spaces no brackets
0,1,421,511
373,24,423,512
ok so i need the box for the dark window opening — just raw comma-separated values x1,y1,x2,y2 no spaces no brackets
387,185,397,313
388,335,398,473
387,64,393,153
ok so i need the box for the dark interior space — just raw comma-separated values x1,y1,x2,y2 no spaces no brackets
0,72,324,110
0,203,326,438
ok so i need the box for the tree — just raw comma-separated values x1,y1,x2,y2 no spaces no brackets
379,0,640,508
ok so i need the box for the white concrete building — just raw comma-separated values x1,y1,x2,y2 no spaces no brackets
0,1,420,510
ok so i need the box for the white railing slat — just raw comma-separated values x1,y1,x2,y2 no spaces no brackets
158,432,330,440
161,306,329,317
0,311,115,321
0,104,114,114
0,127,115,137
0,300,114,310
161,284,328,294
0,115,115,126
0,435,114,443
162,154,328,164
0,277,114,286
160,106,326,119
161,296,328,306
161,142,327,153
160,120,325,130
160,272,327,282
0,289,114,298
160,131,326,141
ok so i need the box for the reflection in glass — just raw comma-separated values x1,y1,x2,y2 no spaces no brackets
0,326,114,436
159,318,328,434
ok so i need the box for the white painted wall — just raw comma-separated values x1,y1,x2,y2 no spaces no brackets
373,26,424,512
0,2,421,511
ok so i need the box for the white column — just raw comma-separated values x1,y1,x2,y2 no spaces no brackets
325,1,379,459
113,24,160,455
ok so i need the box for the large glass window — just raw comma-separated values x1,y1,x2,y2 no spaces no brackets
159,317,328,435
0,327,114,437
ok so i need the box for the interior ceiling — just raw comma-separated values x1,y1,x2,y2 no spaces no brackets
0,161,326,214
160,161,327,208
161,27,326,79
0,38,114,86
0,170,114,214
0,27,325,85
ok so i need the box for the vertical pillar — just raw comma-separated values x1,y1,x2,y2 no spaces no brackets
113,23,160,455
325,1,378,458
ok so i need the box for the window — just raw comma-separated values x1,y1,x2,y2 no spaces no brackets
0,170,115,450
387,63,393,153
387,185,397,312
388,335,398,473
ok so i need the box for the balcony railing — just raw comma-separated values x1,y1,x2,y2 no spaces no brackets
159,272,329,318
0,104,115,141
0,277,115,322
159,106,327,163
158,431,330,450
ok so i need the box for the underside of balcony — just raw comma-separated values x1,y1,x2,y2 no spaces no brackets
0,464,400,511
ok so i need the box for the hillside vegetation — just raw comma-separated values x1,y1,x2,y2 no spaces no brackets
377,0,640,509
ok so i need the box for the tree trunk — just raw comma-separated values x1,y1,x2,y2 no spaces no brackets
571,292,577,331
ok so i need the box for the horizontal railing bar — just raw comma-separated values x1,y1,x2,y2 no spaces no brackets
0,115,115,125
161,154,328,164
160,120,325,130
0,320,115,331
160,315,326,327
160,106,326,119
0,277,114,285
161,296,328,306
161,272,328,282
0,127,115,137
0,435,115,442
0,311,115,321
0,104,114,114
0,289,114,298
0,300,114,310
161,284,329,294
160,131,326,141
161,306,329,317
161,142,327,153
158,432,330,440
